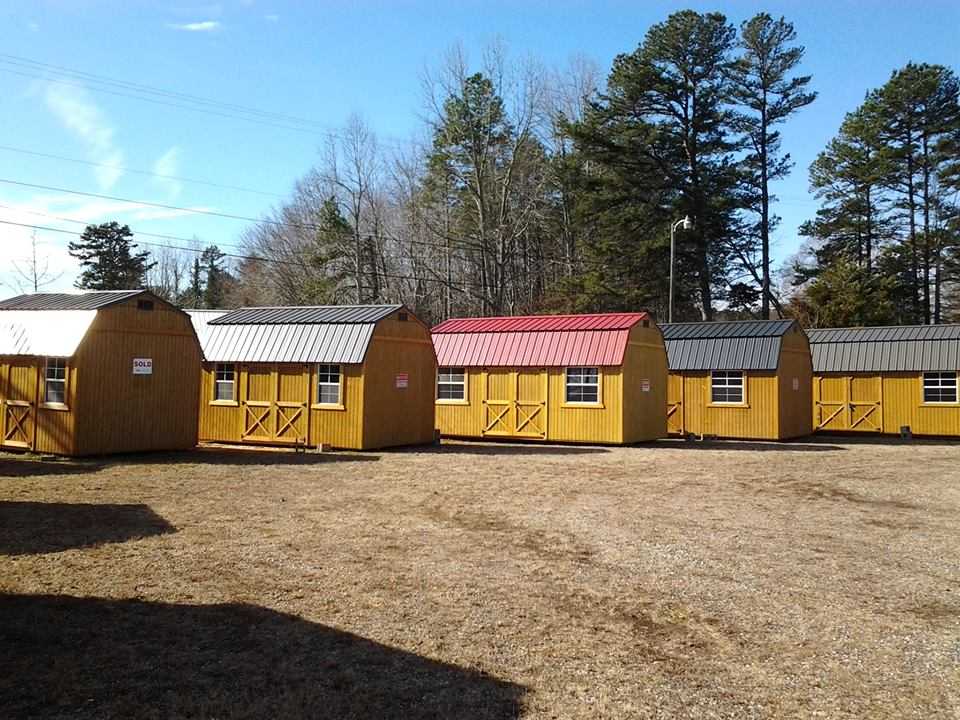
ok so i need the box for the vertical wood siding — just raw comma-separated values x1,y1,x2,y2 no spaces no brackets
621,324,669,442
668,371,781,440
73,298,201,455
814,372,960,436
360,313,437,449
777,328,814,439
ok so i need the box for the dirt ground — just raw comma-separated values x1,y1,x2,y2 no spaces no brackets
1,437,958,719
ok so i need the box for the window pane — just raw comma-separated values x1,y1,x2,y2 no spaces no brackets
45,380,65,404
215,381,234,401
712,372,744,403
318,384,340,404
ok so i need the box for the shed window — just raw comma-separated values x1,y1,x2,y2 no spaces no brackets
923,372,957,404
711,371,744,404
565,367,599,403
317,364,341,405
214,363,235,401
437,367,466,400
44,357,67,404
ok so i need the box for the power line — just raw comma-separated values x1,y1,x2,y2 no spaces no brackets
0,218,477,287
0,144,285,199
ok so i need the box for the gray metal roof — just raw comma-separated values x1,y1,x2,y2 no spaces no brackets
661,320,797,371
188,308,383,364
0,290,147,311
661,319,795,340
210,304,402,326
808,325,960,372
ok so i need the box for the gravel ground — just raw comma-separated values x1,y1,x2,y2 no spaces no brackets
0,437,958,719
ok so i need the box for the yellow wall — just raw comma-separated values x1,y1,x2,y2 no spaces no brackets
814,372,960,437
668,371,783,440
434,322,668,444
74,297,201,455
777,328,814,439
0,358,79,455
198,362,366,449
361,313,437,448
198,309,437,451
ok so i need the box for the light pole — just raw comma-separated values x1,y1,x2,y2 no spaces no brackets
668,215,693,324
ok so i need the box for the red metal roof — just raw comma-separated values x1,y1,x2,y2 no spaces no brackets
431,312,652,367
432,312,649,334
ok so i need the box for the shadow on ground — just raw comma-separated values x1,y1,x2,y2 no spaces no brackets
660,439,846,453
0,458,105,477
134,447,382,467
416,441,609,456
0,501,175,556
0,594,525,720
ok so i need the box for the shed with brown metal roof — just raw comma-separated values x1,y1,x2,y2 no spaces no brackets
189,305,436,450
662,320,812,440
0,290,201,456
431,312,667,444
808,325,960,436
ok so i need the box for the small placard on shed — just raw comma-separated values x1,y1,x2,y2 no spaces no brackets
792,377,799,391
395,372,409,389
641,378,651,392
132,358,153,375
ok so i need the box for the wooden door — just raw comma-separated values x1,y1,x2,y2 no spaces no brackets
667,374,684,435
814,375,882,432
242,365,274,442
482,370,513,437
2,361,36,450
275,366,308,443
514,370,547,439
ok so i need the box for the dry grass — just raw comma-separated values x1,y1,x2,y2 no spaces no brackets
1,438,959,719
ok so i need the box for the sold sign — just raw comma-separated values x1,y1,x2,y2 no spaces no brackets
132,358,153,375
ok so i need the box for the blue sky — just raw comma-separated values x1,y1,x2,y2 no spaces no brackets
1,0,958,294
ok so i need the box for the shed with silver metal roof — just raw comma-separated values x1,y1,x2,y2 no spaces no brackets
0,290,201,456
189,304,436,450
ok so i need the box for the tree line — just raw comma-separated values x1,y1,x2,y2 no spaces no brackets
62,10,960,327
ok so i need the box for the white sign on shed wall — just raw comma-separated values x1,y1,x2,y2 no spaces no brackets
132,358,153,375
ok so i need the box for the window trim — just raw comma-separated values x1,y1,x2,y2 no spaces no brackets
709,370,747,406
921,371,959,406
562,366,602,407
211,363,237,405
313,363,344,409
436,366,468,404
41,356,69,410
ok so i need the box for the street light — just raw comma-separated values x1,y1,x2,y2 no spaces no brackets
668,215,693,324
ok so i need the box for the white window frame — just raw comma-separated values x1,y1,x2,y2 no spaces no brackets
436,367,467,403
564,367,600,405
316,364,342,406
711,371,745,405
43,357,68,406
922,372,958,404
213,363,235,402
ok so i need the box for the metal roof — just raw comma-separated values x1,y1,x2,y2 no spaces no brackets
188,307,395,364
660,319,795,340
210,304,403,326
808,324,960,372
0,290,147,311
661,321,797,371
0,310,98,357
432,312,650,334
433,329,632,367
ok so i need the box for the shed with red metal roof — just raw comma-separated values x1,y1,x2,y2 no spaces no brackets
431,312,667,444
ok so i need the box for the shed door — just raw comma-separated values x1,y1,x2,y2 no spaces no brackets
482,370,513,437
667,374,684,435
276,366,308,443
814,375,882,432
2,361,36,450
242,365,274,442
514,370,547,439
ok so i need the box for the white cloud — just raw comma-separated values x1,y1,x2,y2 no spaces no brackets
264,13,279,22
44,84,125,191
153,147,183,200
27,21,39,32
167,20,220,31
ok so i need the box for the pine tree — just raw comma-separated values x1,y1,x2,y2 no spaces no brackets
68,222,155,290
730,13,816,318
200,245,232,309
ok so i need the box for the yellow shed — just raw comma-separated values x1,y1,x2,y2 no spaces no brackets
663,320,813,440
190,305,436,450
809,325,960,436
431,312,667,444
0,290,201,456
